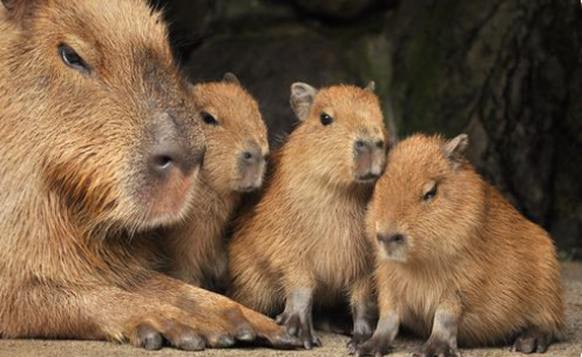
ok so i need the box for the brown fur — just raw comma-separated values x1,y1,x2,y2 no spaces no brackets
228,82,389,348
357,134,564,356
0,0,299,350
164,76,268,291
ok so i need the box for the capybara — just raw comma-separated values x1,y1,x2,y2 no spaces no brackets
355,134,564,356
0,0,300,351
165,73,268,291
228,82,389,348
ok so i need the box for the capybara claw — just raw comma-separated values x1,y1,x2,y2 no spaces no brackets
132,324,163,351
355,336,392,357
207,333,236,348
264,329,304,349
235,327,256,342
175,334,206,351
412,340,461,357
511,329,551,354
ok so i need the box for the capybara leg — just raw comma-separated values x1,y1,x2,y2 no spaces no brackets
352,310,398,356
412,306,462,357
275,287,321,349
348,279,378,350
0,282,222,351
510,327,552,354
227,263,281,314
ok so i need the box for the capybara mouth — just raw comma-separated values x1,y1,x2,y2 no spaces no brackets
146,165,199,222
355,172,381,184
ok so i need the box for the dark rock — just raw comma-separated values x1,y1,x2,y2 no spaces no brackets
292,0,391,20
187,27,356,147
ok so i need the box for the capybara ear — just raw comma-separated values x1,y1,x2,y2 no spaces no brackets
444,134,469,169
365,81,376,93
1,0,36,23
223,72,241,86
290,82,318,122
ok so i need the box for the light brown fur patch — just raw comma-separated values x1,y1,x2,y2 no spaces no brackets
368,134,564,348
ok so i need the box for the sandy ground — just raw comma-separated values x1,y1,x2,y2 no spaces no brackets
1,262,580,357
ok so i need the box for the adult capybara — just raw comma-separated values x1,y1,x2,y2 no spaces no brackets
165,73,268,291
355,134,564,356
228,82,389,349
0,0,299,351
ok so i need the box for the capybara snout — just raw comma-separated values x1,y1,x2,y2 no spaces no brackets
237,143,267,192
354,136,386,182
2,0,207,230
147,112,204,177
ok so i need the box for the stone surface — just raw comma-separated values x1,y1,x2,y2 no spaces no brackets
293,0,390,20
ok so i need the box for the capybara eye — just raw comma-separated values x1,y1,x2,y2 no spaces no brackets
320,113,333,126
58,44,88,73
201,111,218,126
423,185,438,201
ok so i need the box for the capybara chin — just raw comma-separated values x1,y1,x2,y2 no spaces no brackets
165,73,269,291
0,0,300,351
355,134,564,357
228,82,389,349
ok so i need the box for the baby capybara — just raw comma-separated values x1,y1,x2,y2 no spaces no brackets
0,0,299,351
229,82,389,348
355,134,564,356
165,73,269,291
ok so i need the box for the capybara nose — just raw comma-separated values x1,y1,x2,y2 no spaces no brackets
237,146,265,192
148,146,189,175
241,147,262,166
377,233,406,245
149,113,202,176
355,139,385,182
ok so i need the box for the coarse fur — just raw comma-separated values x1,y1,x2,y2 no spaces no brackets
228,83,389,348
0,0,299,351
357,134,564,356
165,76,269,291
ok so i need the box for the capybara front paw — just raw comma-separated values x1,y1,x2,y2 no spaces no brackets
276,311,321,349
510,329,551,354
130,323,164,351
348,332,373,354
128,321,209,351
412,339,462,357
353,335,392,357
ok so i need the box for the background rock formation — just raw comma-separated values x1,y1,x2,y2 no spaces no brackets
152,0,582,259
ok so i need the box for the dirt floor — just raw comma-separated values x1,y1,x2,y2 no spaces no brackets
1,262,580,357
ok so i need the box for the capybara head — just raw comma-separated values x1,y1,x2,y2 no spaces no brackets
289,82,388,186
193,73,268,194
1,0,205,232
369,134,485,263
